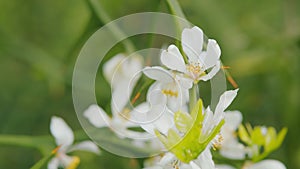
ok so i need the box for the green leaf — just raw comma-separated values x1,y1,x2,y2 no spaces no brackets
251,127,265,145
238,125,252,145
156,99,225,163
275,127,288,148
201,119,225,145
174,111,193,133
167,129,181,145
264,127,277,152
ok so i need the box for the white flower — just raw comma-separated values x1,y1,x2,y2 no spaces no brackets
244,160,287,169
84,53,148,138
48,116,100,169
130,89,174,136
103,53,143,117
143,66,189,112
143,148,215,169
147,89,239,169
219,110,247,159
216,159,287,169
201,89,239,145
143,26,221,112
83,104,150,139
161,26,221,86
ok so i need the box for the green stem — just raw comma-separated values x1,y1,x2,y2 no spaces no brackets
0,135,47,147
0,135,53,155
86,0,136,54
0,128,157,156
189,84,199,111
30,150,56,169
165,0,189,63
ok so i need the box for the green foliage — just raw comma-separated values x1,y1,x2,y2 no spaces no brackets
238,124,288,162
0,0,299,168
156,99,225,163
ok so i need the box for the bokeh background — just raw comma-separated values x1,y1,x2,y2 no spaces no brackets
0,0,299,168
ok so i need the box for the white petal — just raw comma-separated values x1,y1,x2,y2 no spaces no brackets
143,66,174,83
111,79,131,116
247,160,287,169
190,161,201,169
159,153,175,166
182,26,204,62
215,89,239,116
178,76,193,89
68,141,101,154
166,95,185,112
121,56,143,79
161,45,186,73
220,140,246,160
120,129,151,139
103,54,125,85
59,154,74,168
129,102,150,123
202,39,221,69
83,104,110,128
199,61,221,81
224,110,243,130
141,108,174,135
216,164,236,169
201,107,214,137
47,157,60,169
194,148,215,169
147,83,168,106
50,116,74,149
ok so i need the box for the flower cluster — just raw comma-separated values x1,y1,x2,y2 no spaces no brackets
48,26,287,169
48,116,100,169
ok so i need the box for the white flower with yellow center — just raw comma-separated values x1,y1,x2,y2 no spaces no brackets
48,116,100,169
219,110,247,159
143,66,190,112
143,89,239,169
83,53,148,138
160,26,221,86
103,53,143,118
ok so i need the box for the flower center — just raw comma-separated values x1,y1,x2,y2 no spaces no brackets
186,62,206,80
212,134,224,150
162,89,178,97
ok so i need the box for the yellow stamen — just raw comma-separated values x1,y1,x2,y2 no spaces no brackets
162,89,178,97
212,135,224,150
187,63,201,74
119,108,131,120
66,156,80,169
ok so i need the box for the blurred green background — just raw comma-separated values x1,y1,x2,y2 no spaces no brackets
0,0,299,168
